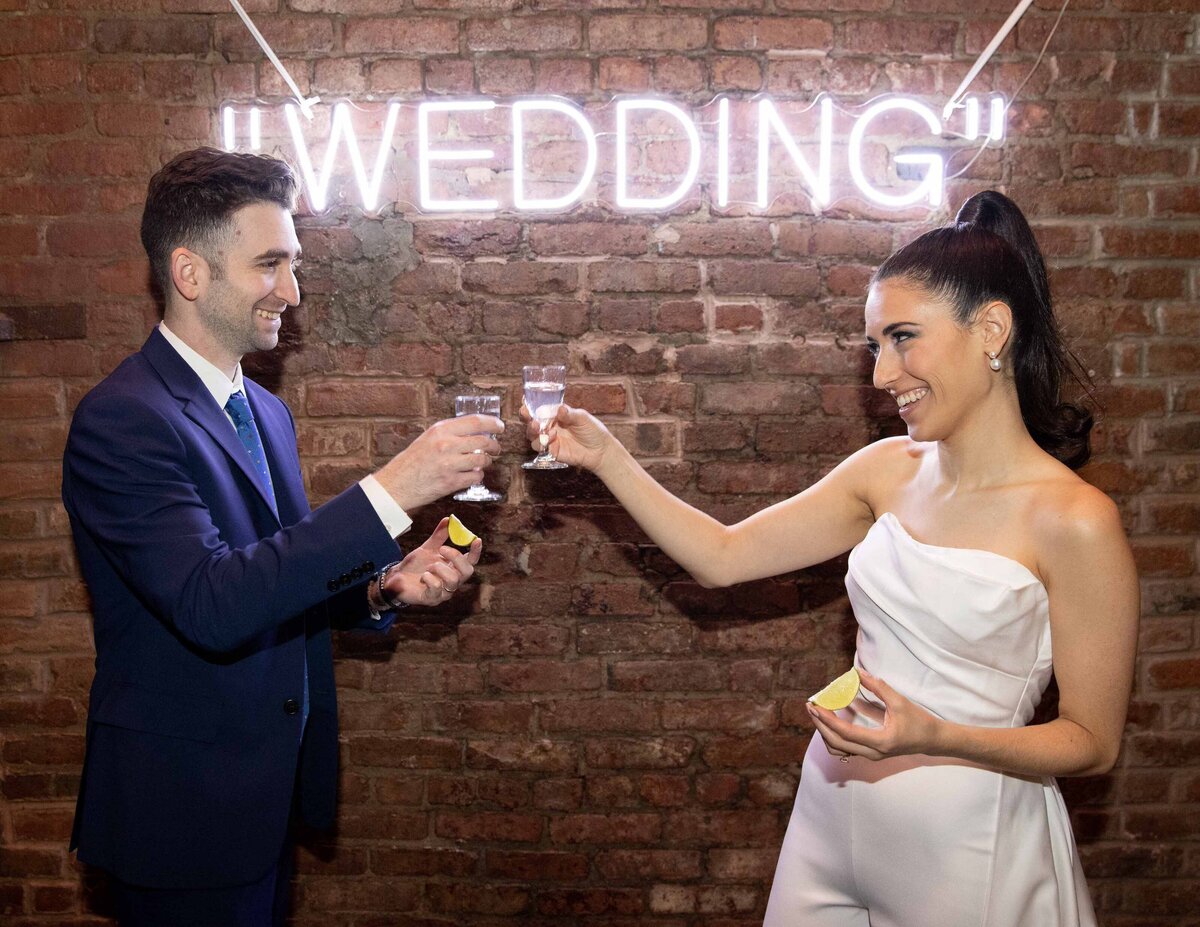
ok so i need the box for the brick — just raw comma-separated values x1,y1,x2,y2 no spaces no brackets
457,623,570,656
537,887,646,917
843,18,957,54
0,17,87,56
371,846,476,877
463,261,578,295
1069,142,1188,179
367,58,422,93
466,738,578,772
709,261,820,297
413,220,520,257
0,223,38,257
654,55,705,92
426,882,531,916
0,422,70,460
477,56,535,94
424,57,474,93
348,734,460,769
656,301,705,333
94,103,209,139
485,850,589,881
529,222,648,256
596,298,652,332
598,57,652,92
657,220,773,257
590,15,708,51
701,381,819,415
585,735,695,768
564,382,626,414
435,811,543,842
535,57,593,94
714,16,833,51
305,380,423,417
466,16,582,52
712,55,763,90
0,102,87,137
26,57,79,93
301,877,421,912
676,344,752,375
47,218,139,258
577,340,667,375
609,659,725,692
588,261,701,293
666,808,781,843
1146,343,1200,376
94,18,210,55
2,731,85,765
488,658,602,693
47,139,155,178
216,16,334,55
550,812,661,844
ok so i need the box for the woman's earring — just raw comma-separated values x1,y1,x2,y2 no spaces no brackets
987,351,1002,372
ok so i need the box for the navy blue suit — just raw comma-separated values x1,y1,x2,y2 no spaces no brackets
62,328,401,890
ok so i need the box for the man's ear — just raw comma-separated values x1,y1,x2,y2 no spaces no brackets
169,247,209,303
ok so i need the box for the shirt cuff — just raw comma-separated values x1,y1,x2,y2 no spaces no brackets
359,474,413,539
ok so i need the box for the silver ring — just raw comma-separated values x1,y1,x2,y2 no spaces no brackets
839,756,850,764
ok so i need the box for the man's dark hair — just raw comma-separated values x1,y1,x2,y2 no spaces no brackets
140,147,298,300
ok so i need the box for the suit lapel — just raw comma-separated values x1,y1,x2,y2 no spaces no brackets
140,329,282,526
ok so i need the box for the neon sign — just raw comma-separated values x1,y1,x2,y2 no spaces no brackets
220,94,1007,214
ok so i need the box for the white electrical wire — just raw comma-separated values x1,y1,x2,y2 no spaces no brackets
943,0,1037,121
227,0,319,119
946,0,1071,180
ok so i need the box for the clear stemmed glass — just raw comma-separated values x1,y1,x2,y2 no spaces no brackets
453,394,504,502
522,365,568,470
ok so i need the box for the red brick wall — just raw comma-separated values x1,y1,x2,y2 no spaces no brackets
2,1,1198,924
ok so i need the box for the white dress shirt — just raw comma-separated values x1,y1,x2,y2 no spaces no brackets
157,321,412,539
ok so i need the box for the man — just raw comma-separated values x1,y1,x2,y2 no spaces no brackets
61,147,503,925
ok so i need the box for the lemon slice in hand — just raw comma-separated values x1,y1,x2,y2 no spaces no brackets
446,514,478,552
808,667,860,711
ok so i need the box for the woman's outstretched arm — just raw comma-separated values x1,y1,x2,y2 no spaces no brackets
527,404,881,588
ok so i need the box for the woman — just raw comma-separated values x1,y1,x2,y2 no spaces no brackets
525,191,1137,926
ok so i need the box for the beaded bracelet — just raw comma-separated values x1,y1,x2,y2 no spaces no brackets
369,560,407,615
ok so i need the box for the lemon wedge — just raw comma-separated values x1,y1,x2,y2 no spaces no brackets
808,667,860,711
447,514,478,551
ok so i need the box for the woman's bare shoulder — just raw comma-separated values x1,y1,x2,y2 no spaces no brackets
849,435,925,468
1027,470,1128,569
840,436,926,512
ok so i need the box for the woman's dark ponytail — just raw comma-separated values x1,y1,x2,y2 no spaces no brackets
873,190,1094,469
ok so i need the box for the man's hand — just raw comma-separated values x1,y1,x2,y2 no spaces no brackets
373,415,503,512
382,517,482,607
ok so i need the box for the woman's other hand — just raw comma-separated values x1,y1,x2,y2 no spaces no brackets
807,669,943,761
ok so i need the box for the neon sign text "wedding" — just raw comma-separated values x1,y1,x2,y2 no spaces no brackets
220,95,1006,214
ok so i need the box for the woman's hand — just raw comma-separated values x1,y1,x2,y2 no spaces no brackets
383,517,481,607
521,402,614,473
807,670,943,761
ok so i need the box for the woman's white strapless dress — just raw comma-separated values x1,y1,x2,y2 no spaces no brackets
763,513,1097,927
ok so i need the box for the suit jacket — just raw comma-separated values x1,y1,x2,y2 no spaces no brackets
61,328,402,889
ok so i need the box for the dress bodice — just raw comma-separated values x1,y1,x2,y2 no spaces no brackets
847,512,1053,729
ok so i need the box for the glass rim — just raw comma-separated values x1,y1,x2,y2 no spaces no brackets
522,364,566,376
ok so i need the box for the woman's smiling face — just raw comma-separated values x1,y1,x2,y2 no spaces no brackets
864,279,995,443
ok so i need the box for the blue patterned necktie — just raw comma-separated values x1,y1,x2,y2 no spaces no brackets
224,391,277,516
224,390,307,734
